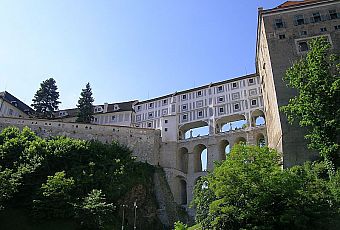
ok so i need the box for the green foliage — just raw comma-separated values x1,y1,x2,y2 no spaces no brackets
174,221,188,230
33,171,75,219
192,144,340,230
74,189,115,229
0,126,155,228
76,82,94,123
32,78,61,119
281,37,340,171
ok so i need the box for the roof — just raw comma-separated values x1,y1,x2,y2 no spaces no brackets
57,100,137,118
275,0,319,9
0,91,34,115
137,73,257,104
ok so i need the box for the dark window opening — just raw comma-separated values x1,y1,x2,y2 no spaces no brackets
279,34,286,39
329,10,338,20
275,19,284,28
298,41,308,52
312,12,321,23
320,27,327,32
295,15,305,25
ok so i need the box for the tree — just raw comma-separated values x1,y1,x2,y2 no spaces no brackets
32,78,61,119
76,82,94,123
74,189,115,229
281,37,340,171
191,144,340,230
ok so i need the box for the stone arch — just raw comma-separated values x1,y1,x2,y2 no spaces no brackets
216,114,247,132
256,133,266,147
219,139,230,161
234,136,247,145
193,144,207,172
177,147,188,173
251,109,265,127
179,120,209,139
179,178,187,205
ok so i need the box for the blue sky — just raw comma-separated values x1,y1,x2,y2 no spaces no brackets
0,0,281,109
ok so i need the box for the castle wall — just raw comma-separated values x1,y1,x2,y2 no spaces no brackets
0,117,161,165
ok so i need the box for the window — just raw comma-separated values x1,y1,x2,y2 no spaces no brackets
219,107,224,114
234,103,240,110
165,119,168,124
248,78,254,84
182,114,188,121
136,115,141,122
300,30,308,36
275,18,284,28
137,105,141,111
298,41,308,52
320,27,327,32
232,82,238,89
112,116,115,120
162,108,168,115
218,96,225,103
196,100,203,108
335,25,340,30
295,14,305,25
148,112,153,118
8,109,13,116
232,92,240,100
279,34,286,39
198,110,203,118
149,102,154,108
329,9,338,20
312,12,321,23
182,104,188,111
197,91,202,97
217,86,224,92
165,128,168,132
147,122,152,128
251,99,257,106
94,117,98,122
162,99,168,105
182,94,187,100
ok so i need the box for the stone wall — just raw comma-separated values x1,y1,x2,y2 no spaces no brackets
0,117,161,166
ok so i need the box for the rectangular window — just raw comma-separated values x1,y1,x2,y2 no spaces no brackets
279,34,286,39
217,86,224,92
112,116,115,120
248,78,255,84
329,9,338,20
251,99,257,106
165,128,168,132
197,110,203,118
335,25,340,30
149,102,154,108
182,114,188,121
162,99,168,105
182,104,188,111
165,119,168,124
162,108,168,115
320,27,327,32
234,103,240,111
275,18,284,28
136,115,141,122
232,82,238,89
218,96,225,103
312,12,321,23
295,14,305,25
137,105,141,111
147,122,152,128
197,91,203,97
298,41,308,52
182,94,187,100
148,112,154,118
196,100,203,108
219,107,225,114
300,31,308,36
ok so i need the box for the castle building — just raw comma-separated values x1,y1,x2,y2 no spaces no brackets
0,0,339,219
256,0,340,167
0,91,34,118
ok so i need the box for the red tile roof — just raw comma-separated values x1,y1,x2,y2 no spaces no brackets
276,0,319,9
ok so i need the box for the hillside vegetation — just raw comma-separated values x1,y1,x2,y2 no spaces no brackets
0,126,162,229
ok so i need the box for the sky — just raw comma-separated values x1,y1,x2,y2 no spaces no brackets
0,0,282,109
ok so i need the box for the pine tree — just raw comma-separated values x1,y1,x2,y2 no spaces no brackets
76,83,94,123
32,78,61,119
